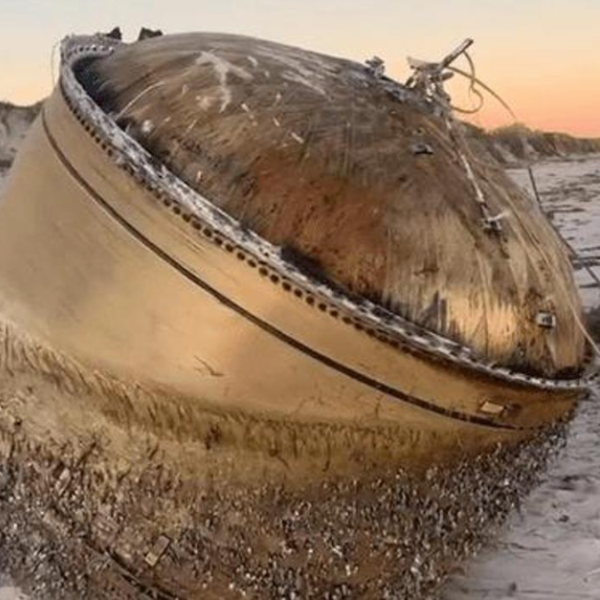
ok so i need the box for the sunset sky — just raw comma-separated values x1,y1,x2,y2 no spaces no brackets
1,0,599,136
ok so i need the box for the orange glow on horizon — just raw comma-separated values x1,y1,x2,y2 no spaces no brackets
1,0,599,138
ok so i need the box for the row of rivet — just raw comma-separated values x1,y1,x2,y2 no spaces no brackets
61,82,407,353
58,44,589,391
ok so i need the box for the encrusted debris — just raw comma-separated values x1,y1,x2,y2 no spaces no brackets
0,397,569,599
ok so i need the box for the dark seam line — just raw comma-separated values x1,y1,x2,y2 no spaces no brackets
42,110,519,432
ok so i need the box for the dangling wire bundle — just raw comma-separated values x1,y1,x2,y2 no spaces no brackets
405,40,600,361
406,39,511,233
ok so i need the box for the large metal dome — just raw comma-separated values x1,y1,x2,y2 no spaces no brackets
78,32,585,377
0,31,593,598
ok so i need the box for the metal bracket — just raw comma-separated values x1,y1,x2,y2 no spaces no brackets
144,535,172,568
365,56,386,79
536,312,557,329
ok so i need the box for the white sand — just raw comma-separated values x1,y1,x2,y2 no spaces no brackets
444,388,600,600
0,589,25,600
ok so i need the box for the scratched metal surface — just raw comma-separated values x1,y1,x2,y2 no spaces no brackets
81,32,585,377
